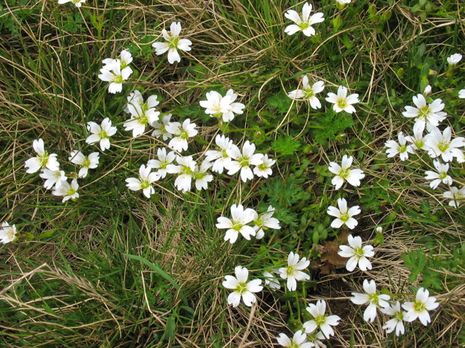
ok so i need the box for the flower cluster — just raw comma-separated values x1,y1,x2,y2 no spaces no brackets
24,138,100,203
351,280,439,336
98,50,133,94
385,77,465,208
289,79,360,114
16,4,450,346
216,204,280,244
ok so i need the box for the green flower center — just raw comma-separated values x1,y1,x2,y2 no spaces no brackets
83,158,91,168
221,149,229,158
114,75,123,84
368,293,380,305
159,161,168,169
99,130,108,139
314,315,327,327
394,311,404,321
286,265,295,276
439,171,448,180
338,168,350,179
415,139,424,148
354,247,364,258
398,144,407,153
232,222,243,231
239,156,250,167
254,218,263,228
66,188,76,197
413,300,426,313
168,36,180,49
181,166,194,176
180,130,189,140
340,212,349,222
419,105,430,119
140,180,151,190
299,22,310,30
39,153,49,167
304,88,315,99
137,115,148,125
437,142,449,152
336,98,348,109
194,171,206,180
236,282,247,294
258,163,268,171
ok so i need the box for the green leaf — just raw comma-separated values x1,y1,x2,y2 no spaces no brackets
125,254,179,288
272,136,301,156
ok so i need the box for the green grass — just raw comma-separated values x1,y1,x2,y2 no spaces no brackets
1,0,465,347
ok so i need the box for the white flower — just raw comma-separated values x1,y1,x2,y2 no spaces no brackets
424,126,465,163
328,155,365,190
86,118,117,151
52,179,79,203
424,160,453,189
402,288,439,326
216,204,258,244
447,53,462,65
225,140,262,182
205,134,239,174
222,266,263,307
327,198,360,230
288,77,325,109
166,118,198,152
459,89,465,99
199,89,245,122
39,169,67,190
124,90,144,113
277,330,312,348
443,186,465,208
253,154,275,178
263,271,280,290
303,300,341,339
25,139,59,174
337,234,374,272
69,151,99,178
382,302,406,336
57,0,86,7
171,155,197,192
423,85,432,96
336,0,351,4
98,51,133,94
305,332,326,348
152,22,192,64
278,251,310,291
405,122,426,150
124,93,160,138
402,94,447,130
125,164,160,198
385,132,414,161
253,206,281,239
193,160,214,191
151,113,173,141
350,279,390,323
0,222,17,244
284,2,324,37
325,86,359,114
147,148,177,179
